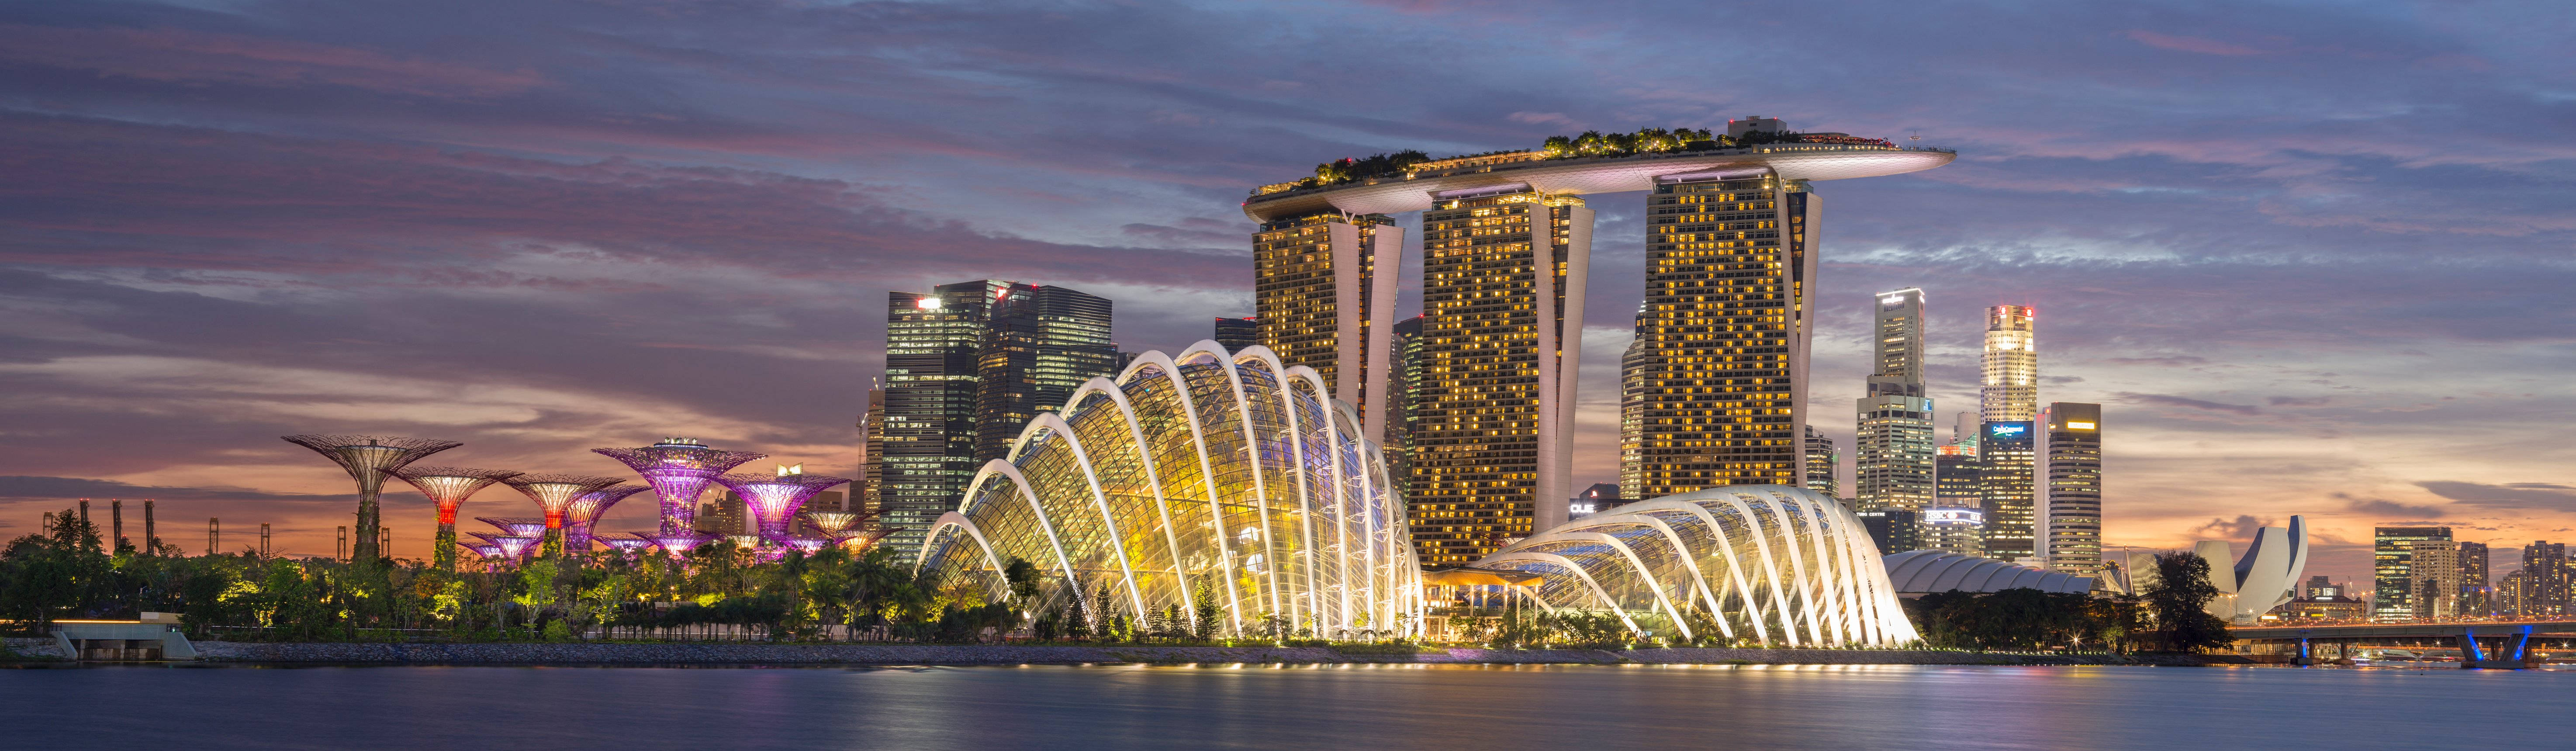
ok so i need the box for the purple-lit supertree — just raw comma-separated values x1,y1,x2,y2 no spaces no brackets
801,510,888,553
713,467,851,548
598,537,653,555
592,438,767,537
499,474,625,557
647,532,712,557
477,517,550,539
391,467,522,571
281,435,460,563
463,542,505,571
562,484,648,555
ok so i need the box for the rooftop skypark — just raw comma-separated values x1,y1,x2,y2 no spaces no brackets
1257,125,1925,196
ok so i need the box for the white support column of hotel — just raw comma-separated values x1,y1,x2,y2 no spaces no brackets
1536,203,1593,533
1326,221,1367,408
1359,225,1405,441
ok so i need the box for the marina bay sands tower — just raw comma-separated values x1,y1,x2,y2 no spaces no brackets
1245,119,1951,564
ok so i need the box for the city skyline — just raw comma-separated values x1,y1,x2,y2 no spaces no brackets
0,1,2567,593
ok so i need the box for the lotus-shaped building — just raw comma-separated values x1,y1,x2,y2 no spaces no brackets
917,343,1421,638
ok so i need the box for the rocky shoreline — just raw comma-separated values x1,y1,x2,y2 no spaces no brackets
0,640,2250,667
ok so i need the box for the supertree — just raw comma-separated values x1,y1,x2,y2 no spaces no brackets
801,510,889,551
598,536,653,555
592,438,767,536
281,435,460,562
391,467,522,571
713,468,851,547
477,517,550,538
562,484,649,554
646,532,712,557
498,474,626,557
463,542,505,571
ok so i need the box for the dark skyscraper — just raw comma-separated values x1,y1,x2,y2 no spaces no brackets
1213,316,1259,353
1979,420,2037,563
1388,315,1424,483
1803,426,1840,499
974,283,1116,462
2520,541,2569,617
882,280,1005,561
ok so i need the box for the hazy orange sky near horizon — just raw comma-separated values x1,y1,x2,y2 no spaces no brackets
1,1,2569,589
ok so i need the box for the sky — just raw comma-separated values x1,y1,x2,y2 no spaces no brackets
0,0,2569,586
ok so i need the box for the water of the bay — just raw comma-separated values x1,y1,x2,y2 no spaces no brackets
7,663,2571,749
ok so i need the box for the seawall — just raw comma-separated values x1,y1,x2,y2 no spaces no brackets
148,642,2237,666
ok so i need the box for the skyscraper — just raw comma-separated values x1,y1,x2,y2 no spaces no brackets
1618,306,1651,502
2040,402,2103,575
1933,438,1985,557
2408,540,2462,620
1855,288,1934,512
1213,316,1259,353
1388,315,1425,485
1629,168,1818,502
2372,526,2455,620
856,388,884,522
881,281,1008,561
1411,187,1591,564
2521,541,2569,616
1979,420,2038,563
973,283,1116,462
1981,305,2037,422
2458,541,2491,616
1253,211,1403,435
1921,504,1985,557
1803,426,1840,498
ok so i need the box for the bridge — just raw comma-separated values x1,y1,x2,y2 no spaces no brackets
2233,620,2576,668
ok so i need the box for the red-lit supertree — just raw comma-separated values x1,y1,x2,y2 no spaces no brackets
391,467,521,571
281,435,460,563
499,474,625,557
592,438,766,537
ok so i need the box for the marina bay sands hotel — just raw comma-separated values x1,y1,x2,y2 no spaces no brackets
1241,117,1954,564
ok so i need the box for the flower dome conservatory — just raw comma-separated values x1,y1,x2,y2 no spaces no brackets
1475,486,1919,647
917,343,1422,638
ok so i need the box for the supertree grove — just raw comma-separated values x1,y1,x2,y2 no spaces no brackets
592,438,765,536
281,435,460,563
391,467,522,571
498,474,626,556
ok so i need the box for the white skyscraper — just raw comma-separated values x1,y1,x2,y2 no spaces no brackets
1855,288,1934,511
1980,305,2038,422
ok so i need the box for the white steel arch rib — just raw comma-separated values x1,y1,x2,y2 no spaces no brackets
1742,489,1826,645
1286,364,1355,634
1690,489,1805,646
925,512,1011,593
1177,342,1287,624
1636,498,1771,643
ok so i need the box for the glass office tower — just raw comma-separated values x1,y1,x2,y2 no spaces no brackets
881,281,1003,561
2040,402,2102,574
1979,420,2037,563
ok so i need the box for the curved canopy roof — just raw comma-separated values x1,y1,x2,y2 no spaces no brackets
1883,550,2097,595
1242,144,1955,221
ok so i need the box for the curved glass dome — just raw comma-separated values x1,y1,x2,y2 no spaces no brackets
1477,486,1918,647
918,343,1422,638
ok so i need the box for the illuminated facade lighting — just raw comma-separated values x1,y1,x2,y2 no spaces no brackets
390,467,522,571
1407,187,1591,566
280,435,460,562
593,438,768,536
1980,305,2038,422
